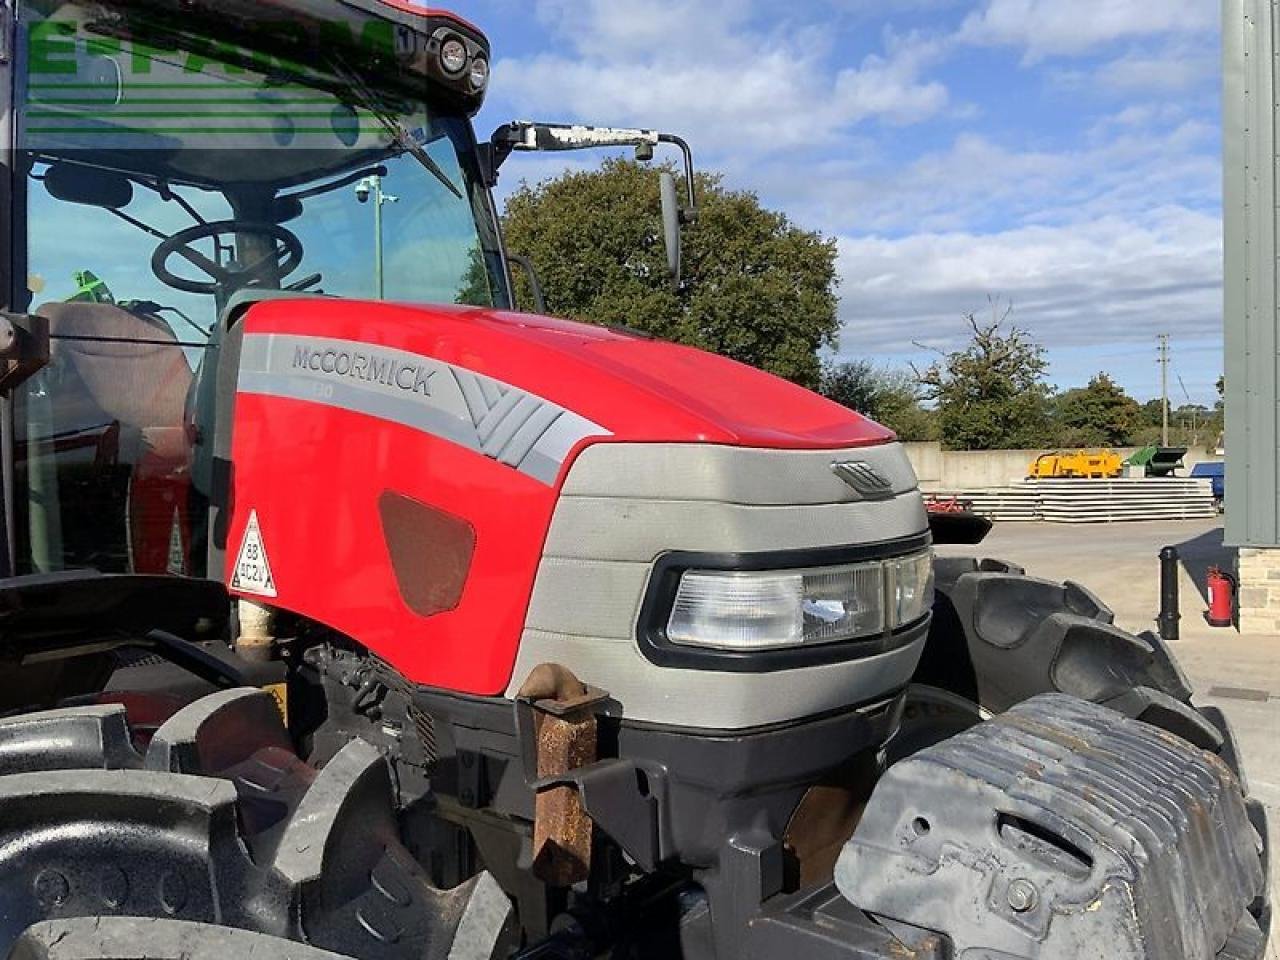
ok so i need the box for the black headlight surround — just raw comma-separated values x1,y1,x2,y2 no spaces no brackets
636,531,933,673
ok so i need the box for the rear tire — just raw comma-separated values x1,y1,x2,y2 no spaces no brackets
0,688,512,960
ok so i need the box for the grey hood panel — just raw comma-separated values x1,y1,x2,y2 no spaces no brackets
509,441,930,730
560,441,919,505
542,495,928,562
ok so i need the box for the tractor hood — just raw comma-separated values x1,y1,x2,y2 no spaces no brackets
236,298,894,457
223,297,921,700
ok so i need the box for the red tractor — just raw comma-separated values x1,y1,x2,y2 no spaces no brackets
0,2,1269,958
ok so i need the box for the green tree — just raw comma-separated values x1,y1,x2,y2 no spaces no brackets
820,360,938,441
1052,373,1144,447
456,244,494,307
502,159,839,389
915,306,1052,450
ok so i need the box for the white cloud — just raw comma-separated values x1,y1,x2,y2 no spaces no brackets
834,31,950,126
724,116,1218,238
835,206,1222,359
1093,46,1217,93
488,3,952,148
958,0,1216,61
465,0,1225,399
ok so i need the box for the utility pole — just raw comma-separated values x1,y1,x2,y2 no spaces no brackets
356,175,398,299
1158,334,1170,447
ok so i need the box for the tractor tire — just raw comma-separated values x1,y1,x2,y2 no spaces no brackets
10,918,354,960
898,556,1224,758
897,556,1272,937
0,688,513,960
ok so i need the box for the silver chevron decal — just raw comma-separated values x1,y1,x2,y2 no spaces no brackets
237,333,610,485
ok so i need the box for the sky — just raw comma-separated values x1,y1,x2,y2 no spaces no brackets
444,0,1224,406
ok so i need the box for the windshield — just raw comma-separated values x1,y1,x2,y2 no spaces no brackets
11,0,510,576
16,1,509,318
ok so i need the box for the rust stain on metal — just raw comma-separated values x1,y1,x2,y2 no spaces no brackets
782,753,877,891
998,712,1093,753
523,664,599,887
519,662,588,703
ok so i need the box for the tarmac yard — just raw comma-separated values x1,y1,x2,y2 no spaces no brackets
941,518,1280,947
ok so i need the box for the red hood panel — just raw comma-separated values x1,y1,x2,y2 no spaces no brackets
245,300,894,450
228,298,897,697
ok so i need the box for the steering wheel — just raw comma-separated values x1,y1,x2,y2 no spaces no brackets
151,220,304,295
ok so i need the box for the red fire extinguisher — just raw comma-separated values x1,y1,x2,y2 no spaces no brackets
1206,567,1236,628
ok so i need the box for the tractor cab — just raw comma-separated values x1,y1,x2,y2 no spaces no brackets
5,0,509,577
3,0,695,583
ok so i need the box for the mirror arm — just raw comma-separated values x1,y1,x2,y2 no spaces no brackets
506,254,548,314
657,133,697,221
482,123,527,187
485,124,697,221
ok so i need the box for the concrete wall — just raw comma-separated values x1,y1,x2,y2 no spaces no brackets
904,443,1223,492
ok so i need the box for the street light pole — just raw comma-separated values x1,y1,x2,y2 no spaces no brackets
357,175,398,299
373,179,384,300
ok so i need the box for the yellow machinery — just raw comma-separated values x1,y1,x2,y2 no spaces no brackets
1028,449,1123,479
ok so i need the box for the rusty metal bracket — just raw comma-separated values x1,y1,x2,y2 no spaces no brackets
514,710,669,874
514,664,610,887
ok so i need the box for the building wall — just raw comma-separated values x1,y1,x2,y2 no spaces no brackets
903,443,1221,492
1223,0,1280,548
1224,0,1280,634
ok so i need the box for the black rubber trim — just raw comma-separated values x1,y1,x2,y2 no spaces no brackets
614,688,905,739
636,532,932,672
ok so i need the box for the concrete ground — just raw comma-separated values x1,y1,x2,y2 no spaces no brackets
941,518,1279,953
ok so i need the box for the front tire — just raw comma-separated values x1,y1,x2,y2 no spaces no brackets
896,556,1271,939
0,688,512,960
900,556,1224,755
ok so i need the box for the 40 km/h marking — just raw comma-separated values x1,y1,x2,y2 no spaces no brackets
231,510,277,598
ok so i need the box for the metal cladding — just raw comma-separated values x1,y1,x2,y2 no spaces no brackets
837,694,1268,959
1225,0,1280,546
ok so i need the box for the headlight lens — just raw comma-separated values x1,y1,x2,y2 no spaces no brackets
469,56,490,91
667,571,805,650
666,549,932,652
892,551,935,626
439,37,468,75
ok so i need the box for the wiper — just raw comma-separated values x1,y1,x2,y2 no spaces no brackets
327,57,464,201
373,110,465,202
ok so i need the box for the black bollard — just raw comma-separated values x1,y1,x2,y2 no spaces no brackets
1158,546,1180,642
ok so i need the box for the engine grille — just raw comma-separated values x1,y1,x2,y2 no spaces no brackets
837,694,1268,959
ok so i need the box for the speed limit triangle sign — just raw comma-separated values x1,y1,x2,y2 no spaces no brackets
231,510,277,597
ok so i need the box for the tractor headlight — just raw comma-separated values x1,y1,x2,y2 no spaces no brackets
468,56,490,91
891,550,935,626
439,37,468,75
665,549,932,652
